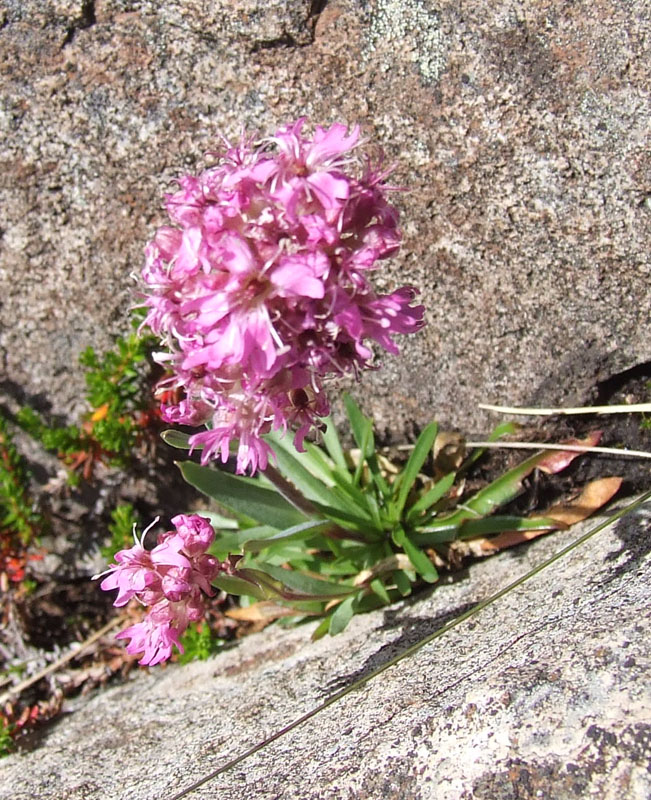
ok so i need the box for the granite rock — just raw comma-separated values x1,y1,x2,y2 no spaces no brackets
1,0,649,436
0,499,649,799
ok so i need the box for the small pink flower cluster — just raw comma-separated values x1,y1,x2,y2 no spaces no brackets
142,118,424,473
99,515,222,665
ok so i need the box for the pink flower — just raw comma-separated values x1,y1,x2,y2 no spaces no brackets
141,119,425,473
99,540,156,607
116,615,183,667
172,513,216,557
97,515,227,665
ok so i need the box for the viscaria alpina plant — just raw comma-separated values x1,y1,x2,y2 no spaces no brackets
97,514,231,665
141,118,424,474
100,119,619,668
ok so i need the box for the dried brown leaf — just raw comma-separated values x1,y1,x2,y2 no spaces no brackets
433,432,466,476
468,476,622,554
476,527,554,554
544,476,623,526
537,431,602,474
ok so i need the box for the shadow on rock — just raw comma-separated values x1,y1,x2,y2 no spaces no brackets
597,500,651,586
323,600,476,694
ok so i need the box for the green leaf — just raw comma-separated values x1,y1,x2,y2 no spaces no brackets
342,394,390,498
321,416,347,470
178,460,308,529
392,569,413,596
364,490,383,530
302,441,338,485
311,616,331,641
161,429,196,450
395,422,438,515
436,449,562,529
254,544,321,566
209,526,278,556
320,557,364,576
458,515,557,539
326,470,387,535
352,421,372,487
200,510,240,530
393,527,439,583
369,578,391,605
329,593,358,635
264,431,339,506
328,470,375,516
462,421,519,471
212,573,270,601
343,393,371,453
407,471,456,521
309,501,377,534
260,563,355,599
243,519,333,552
415,515,557,545
343,395,379,491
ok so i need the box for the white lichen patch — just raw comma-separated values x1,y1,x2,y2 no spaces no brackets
365,0,447,84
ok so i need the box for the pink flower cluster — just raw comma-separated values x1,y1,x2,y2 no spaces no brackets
98,515,223,665
142,118,424,473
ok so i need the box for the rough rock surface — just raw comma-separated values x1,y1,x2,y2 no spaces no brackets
1,500,649,800
1,0,649,436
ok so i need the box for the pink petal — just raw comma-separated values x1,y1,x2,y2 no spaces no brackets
306,171,350,209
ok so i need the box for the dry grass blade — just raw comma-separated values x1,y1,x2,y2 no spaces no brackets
466,441,651,459
480,402,651,416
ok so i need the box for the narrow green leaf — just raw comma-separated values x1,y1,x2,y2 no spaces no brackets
260,563,355,599
407,471,456,520
436,450,560,528
200,510,240,530
392,569,413,596
321,557,363,576
255,547,320,568
395,422,439,515
364,490,383,530
265,431,346,507
322,416,347,470
343,393,371,452
178,460,308,530
302,441,338,485
353,422,372,486
315,468,385,533
411,523,459,544
415,516,557,545
370,578,391,604
394,527,439,583
161,429,197,450
212,573,269,601
458,515,557,539
329,594,357,635
210,525,278,556
311,616,331,641
341,396,391,498
462,421,519,471
328,471,375,517
310,502,377,534
243,520,333,552
366,456,391,499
